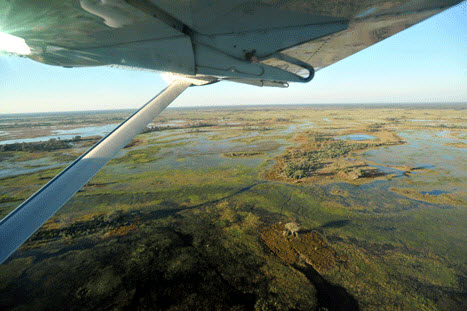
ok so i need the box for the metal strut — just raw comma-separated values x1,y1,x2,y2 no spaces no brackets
0,79,192,264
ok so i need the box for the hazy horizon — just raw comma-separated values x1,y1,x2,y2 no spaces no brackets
0,102,466,117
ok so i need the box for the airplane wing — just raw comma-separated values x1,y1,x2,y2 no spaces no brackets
1,0,462,83
0,0,462,264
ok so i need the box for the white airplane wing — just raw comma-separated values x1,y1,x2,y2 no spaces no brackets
2,0,462,83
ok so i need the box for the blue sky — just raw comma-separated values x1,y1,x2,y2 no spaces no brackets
0,3,465,114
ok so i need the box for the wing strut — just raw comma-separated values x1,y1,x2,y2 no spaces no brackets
0,79,193,264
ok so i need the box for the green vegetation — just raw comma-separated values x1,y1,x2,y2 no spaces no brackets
389,187,466,206
0,105,465,310
0,138,72,152
266,129,400,183
141,122,215,134
223,151,264,158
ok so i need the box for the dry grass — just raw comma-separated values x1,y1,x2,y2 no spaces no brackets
261,223,345,271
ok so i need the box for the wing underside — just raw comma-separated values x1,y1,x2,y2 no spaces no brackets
0,0,462,83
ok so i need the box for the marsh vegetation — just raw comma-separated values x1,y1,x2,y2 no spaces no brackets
0,104,465,310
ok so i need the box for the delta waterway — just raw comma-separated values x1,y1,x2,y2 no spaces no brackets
1,120,465,202
0,106,465,311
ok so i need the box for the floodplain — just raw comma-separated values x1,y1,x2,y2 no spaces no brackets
0,104,465,310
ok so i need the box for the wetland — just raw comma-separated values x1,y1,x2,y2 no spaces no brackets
0,104,466,310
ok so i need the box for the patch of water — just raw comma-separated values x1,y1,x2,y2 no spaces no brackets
362,130,467,194
0,157,65,178
337,134,375,141
400,131,466,147
0,123,119,145
52,123,119,137
436,130,451,137
413,164,436,170
284,122,314,134
364,150,378,156
420,190,450,196
368,165,405,176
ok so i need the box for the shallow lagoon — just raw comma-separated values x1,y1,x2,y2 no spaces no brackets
337,134,375,141
0,123,120,145
363,130,467,195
